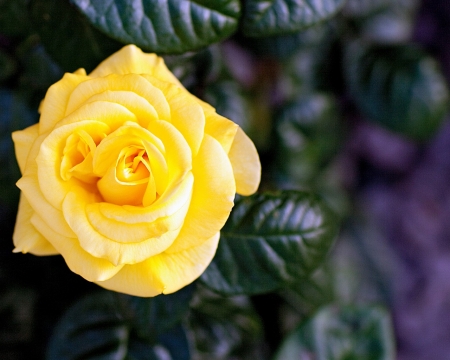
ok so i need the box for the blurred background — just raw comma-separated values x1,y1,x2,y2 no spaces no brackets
2,0,450,359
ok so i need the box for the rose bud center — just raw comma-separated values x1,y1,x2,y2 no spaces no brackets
97,146,155,206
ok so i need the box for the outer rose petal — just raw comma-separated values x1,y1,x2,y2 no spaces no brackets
166,134,235,253
89,45,182,88
13,195,58,255
204,112,238,154
65,74,171,121
30,211,123,282
39,73,89,134
191,95,239,153
17,175,75,238
83,90,159,127
12,124,39,174
62,176,193,266
96,233,220,297
141,76,205,156
228,127,261,195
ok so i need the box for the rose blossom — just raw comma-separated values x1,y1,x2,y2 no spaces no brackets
12,45,260,297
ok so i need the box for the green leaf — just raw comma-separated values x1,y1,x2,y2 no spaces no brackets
30,0,123,72
275,93,342,184
242,0,347,37
46,291,191,360
345,43,449,141
114,284,195,341
278,268,335,320
188,288,264,359
70,0,241,54
243,23,331,60
274,305,396,360
200,191,339,295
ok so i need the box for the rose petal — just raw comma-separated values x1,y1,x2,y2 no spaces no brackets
39,72,90,134
148,120,192,183
17,175,75,238
12,195,58,255
12,124,39,174
92,124,167,189
37,120,110,209
85,193,190,243
141,76,205,156
65,74,171,121
83,90,159,128
56,100,137,131
89,44,182,88
62,182,192,265
94,168,194,225
204,112,238,153
166,134,235,253
228,127,261,195
96,232,219,297
30,211,123,282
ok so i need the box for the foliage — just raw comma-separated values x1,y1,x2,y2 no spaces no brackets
3,0,447,358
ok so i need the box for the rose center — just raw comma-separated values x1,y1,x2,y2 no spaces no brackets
116,147,150,183
97,145,156,206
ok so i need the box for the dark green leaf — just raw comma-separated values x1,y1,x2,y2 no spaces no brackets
188,287,264,360
278,268,335,321
70,0,241,54
30,0,123,72
114,284,195,341
46,291,191,360
274,305,396,360
242,0,347,37
275,93,342,184
243,23,331,60
201,191,339,295
345,43,449,141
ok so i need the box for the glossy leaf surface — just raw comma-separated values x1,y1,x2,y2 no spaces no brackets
71,0,241,54
275,93,341,184
242,0,347,37
345,43,449,140
201,191,339,295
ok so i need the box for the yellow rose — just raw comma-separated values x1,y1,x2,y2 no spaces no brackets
12,45,261,297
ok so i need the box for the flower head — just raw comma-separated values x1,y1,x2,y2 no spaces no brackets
12,45,261,297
